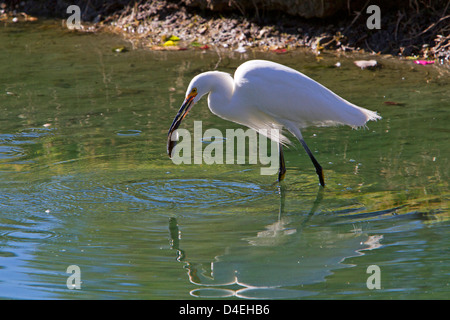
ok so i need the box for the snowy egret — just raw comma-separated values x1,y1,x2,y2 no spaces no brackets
167,60,381,187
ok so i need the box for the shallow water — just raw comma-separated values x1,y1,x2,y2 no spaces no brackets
0,20,448,299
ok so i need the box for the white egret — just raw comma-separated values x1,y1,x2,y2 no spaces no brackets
167,59,381,187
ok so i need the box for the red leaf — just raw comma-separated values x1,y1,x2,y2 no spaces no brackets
271,48,287,54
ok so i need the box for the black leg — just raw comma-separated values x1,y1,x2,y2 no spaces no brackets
299,138,325,187
278,143,287,182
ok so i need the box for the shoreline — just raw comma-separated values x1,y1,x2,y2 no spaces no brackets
1,1,449,66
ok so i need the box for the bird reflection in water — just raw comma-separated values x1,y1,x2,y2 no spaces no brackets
167,186,382,299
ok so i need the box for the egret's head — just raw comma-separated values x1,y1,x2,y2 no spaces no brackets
167,72,224,157
167,75,209,158
185,73,213,104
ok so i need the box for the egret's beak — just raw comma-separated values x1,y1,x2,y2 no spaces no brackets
167,92,196,158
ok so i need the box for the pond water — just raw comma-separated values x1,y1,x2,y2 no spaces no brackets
0,20,448,300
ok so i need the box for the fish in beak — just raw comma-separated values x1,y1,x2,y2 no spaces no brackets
167,90,197,158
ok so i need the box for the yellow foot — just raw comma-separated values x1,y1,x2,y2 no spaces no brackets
277,169,286,183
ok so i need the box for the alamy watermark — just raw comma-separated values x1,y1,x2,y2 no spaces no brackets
366,5,381,30
66,265,82,289
63,3,381,34
366,265,381,289
169,121,280,175
65,5,82,30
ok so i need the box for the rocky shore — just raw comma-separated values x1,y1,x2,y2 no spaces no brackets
1,0,449,63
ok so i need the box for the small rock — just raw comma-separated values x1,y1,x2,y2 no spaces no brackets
354,60,378,69
235,44,246,53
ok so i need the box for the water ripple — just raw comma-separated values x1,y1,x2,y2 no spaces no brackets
0,146,25,160
14,177,271,214
115,129,141,136
0,127,54,163
122,179,270,209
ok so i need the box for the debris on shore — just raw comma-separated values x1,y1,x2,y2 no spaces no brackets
1,0,449,64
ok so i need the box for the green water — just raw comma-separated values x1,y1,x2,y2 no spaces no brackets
0,20,448,300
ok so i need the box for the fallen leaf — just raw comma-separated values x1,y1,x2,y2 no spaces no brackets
414,60,434,65
163,40,176,46
151,45,166,51
383,101,404,106
168,35,180,41
271,48,287,54
112,46,128,53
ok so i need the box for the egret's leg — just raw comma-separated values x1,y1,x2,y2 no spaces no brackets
278,143,286,182
299,138,325,187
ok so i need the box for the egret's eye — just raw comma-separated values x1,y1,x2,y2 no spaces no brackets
191,88,197,95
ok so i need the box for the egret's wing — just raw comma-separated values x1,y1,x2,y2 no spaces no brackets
234,60,380,129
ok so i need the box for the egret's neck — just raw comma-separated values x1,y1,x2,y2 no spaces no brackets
203,72,234,118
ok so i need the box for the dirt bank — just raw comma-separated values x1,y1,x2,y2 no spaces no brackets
2,0,449,64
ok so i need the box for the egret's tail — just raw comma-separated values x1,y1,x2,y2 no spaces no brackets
336,102,381,128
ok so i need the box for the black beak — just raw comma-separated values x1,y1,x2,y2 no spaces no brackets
167,95,195,158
